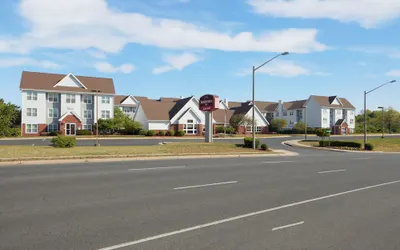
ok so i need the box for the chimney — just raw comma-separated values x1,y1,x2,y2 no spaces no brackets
224,98,228,107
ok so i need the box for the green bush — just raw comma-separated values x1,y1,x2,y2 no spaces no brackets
146,130,156,136
157,131,165,136
138,130,148,136
48,131,60,136
319,140,362,148
176,130,185,136
8,128,21,137
166,130,175,136
76,129,92,136
365,143,374,151
261,143,268,151
51,135,76,148
216,127,235,134
244,137,260,148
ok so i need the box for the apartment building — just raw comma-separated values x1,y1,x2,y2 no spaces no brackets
20,71,115,136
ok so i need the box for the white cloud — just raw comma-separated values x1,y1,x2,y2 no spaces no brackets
247,0,400,28
94,62,135,74
237,59,329,77
87,49,107,59
153,52,202,74
0,57,60,69
351,46,400,59
0,0,326,55
386,70,400,77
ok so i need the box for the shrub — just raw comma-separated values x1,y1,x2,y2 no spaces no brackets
166,130,175,136
51,135,76,148
319,140,362,148
146,130,156,136
244,137,260,148
48,131,60,136
365,143,374,151
157,131,165,136
316,128,330,140
76,129,92,136
8,128,21,137
176,130,185,136
261,143,268,151
138,130,148,136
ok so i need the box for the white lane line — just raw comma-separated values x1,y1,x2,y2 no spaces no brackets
318,169,347,174
97,179,400,250
42,138,46,141
272,221,304,231
128,166,186,171
173,181,238,190
262,161,294,164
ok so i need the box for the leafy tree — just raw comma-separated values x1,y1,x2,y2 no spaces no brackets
271,118,288,131
229,114,253,132
0,99,20,137
293,121,306,131
355,107,400,133
315,128,330,140
98,107,142,134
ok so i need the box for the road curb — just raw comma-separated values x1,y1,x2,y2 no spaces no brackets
0,150,298,166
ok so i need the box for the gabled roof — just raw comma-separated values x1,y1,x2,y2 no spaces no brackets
254,101,279,112
58,111,83,122
134,96,193,121
213,109,235,123
335,119,348,126
283,100,307,110
114,95,138,106
312,95,355,109
20,71,115,94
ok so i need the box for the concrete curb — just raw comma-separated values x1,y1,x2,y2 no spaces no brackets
0,149,298,166
0,136,292,141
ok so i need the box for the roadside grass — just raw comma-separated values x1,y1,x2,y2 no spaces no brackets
298,140,319,147
0,142,272,161
300,138,400,152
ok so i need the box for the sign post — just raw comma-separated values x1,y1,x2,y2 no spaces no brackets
199,94,219,143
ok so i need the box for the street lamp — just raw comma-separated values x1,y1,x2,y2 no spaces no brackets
252,52,289,149
364,80,396,149
304,106,308,141
92,89,102,147
378,106,384,138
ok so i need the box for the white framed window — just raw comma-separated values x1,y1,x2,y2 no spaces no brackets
101,110,111,119
84,110,92,119
183,119,197,135
83,124,92,131
246,126,252,132
123,107,136,113
27,92,38,101
82,95,92,104
27,108,37,117
66,94,76,103
256,126,262,132
289,111,294,116
336,109,342,115
48,124,58,133
350,119,354,124
101,96,111,104
48,108,58,118
26,124,38,134
283,110,288,116
48,93,59,103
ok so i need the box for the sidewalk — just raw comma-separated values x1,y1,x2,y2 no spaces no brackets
0,149,298,166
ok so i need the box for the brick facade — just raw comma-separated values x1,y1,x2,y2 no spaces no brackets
59,114,82,136
21,123,47,136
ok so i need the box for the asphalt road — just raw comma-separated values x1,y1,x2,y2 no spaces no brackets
1,145,400,249
0,134,398,147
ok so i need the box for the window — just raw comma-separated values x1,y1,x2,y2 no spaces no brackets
323,109,328,114
66,94,76,103
27,92,38,101
83,124,92,131
27,108,37,117
289,111,294,116
183,119,197,135
101,96,111,104
256,126,262,132
298,111,303,116
290,120,294,124
48,108,58,118
123,107,136,113
323,118,328,124
82,95,92,104
246,126,262,133
26,124,38,133
336,109,342,115
48,93,59,103
48,124,58,133
275,112,279,117
84,110,92,119
246,126,252,132
350,119,354,124
101,110,111,119
283,110,288,116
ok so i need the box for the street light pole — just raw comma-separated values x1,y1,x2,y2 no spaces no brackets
304,106,307,141
252,52,289,149
93,89,101,147
363,80,396,149
378,106,384,138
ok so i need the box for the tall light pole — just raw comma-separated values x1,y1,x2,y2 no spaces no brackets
364,80,396,148
252,52,289,149
93,89,101,147
378,106,384,139
304,106,308,141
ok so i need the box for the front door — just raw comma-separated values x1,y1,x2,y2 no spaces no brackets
66,123,76,136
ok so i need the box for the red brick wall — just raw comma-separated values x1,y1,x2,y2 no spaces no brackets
198,124,204,136
261,126,268,134
21,123,47,136
59,115,82,136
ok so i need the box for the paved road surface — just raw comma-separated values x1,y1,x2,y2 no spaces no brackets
1,144,400,249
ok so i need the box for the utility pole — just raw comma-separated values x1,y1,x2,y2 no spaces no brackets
378,106,384,138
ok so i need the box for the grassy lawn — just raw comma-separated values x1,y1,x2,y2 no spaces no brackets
352,138,400,152
298,140,319,147
0,143,271,161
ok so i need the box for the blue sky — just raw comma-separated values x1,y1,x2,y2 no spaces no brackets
0,0,399,112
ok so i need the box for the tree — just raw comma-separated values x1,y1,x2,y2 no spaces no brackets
0,99,20,137
355,107,400,133
271,118,288,131
315,128,329,140
229,114,253,133
98,107,142,134
294,121,305,131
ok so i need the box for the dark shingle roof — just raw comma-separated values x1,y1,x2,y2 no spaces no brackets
312,95,355,109
283,100,307,110
135,96,193,121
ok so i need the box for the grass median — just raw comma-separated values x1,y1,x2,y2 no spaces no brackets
299,138,400,152
0,142,272,161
